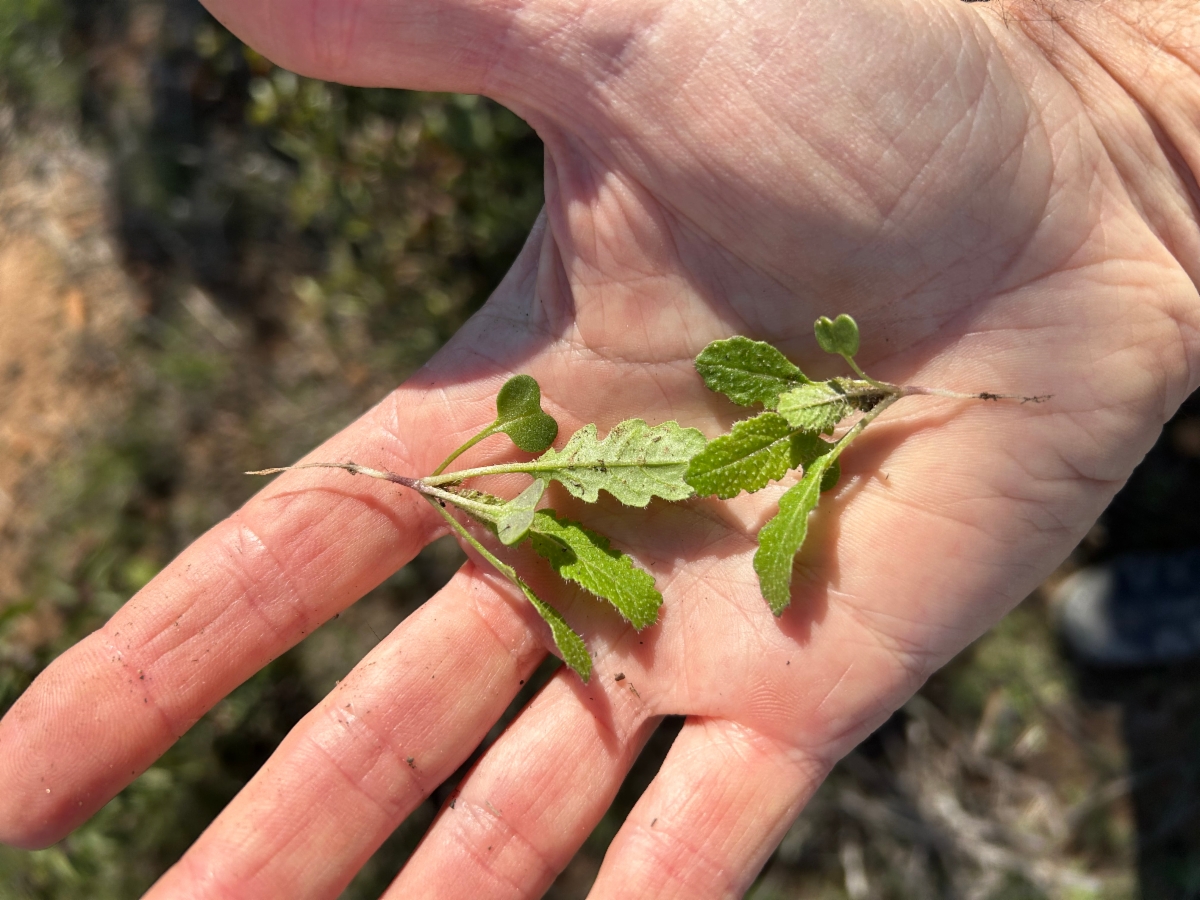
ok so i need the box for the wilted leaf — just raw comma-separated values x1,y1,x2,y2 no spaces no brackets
694,336,808,408
532,419,707,506
529,511,662,629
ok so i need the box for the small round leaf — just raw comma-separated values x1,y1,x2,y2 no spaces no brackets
814,314,860,357
495,375,559,452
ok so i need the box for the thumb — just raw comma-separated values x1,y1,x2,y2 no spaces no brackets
199,0,605,108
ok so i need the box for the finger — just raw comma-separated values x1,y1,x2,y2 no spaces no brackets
0,400,439,847
142,562,547,900
588,717,825,900
0,314,544,848
198,0,564,100
384,664,657,899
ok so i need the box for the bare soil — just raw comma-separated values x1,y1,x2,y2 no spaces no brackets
0,124,138,604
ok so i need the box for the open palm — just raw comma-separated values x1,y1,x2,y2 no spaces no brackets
3,0,1198,897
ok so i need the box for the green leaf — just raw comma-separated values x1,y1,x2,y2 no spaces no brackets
528,511,662,629
518,581,591,681
753,454,835,615
776,382,853,433
814,314,860,357
496,479,546,546
687,413,794,498
495,374,559,452
820,459,841,493
533,419,707,506
694,336,809,408
682,413,822,499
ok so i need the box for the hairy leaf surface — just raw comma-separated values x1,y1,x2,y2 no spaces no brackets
754,453,835,614
495,374,559,452
683,414,825,499
529,511,661,628
777,382,853,433
686,413,795,498
694,336,808,408
518,582,591,681
532,419,707,506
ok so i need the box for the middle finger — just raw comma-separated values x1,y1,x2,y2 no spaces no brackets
141,563,549,900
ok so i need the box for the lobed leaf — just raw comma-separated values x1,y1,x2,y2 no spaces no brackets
495,374,559,452
694,336,808,408
753,453,835,615
518,581,592,681
496,478,546,546
814,314,860,357
776,382,853,434
532,419,707,506
529,511,662,629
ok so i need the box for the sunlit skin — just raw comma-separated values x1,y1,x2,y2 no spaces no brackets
2,0,1199,897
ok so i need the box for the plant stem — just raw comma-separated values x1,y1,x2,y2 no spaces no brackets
418,482,506,523
842,354,889,389
827,393,902,465
246,461,418,487
899,385,1052,403
432,422,498,475
424,494,523,587
246,461,509,524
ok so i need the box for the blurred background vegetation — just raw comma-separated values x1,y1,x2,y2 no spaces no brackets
1,1,1199,898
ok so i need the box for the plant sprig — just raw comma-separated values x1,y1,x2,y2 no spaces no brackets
686,314,1048,613
251,315,1048,675
250,377,706,681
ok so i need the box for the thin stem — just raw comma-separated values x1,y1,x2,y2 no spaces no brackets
418,482,506,523
246,461,418,488
842,354,889,389
422,455,583,486
432,422,499,475
899,385,1052,403
827,393,902,465
424,494,521,585
246,461,509,524
422,460,549,486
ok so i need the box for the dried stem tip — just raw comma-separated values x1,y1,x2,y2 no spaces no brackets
245,462,418,488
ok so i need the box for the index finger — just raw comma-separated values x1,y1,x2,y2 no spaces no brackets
0,359,503,848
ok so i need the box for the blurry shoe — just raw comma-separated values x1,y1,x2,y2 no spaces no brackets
1051,549,1200,667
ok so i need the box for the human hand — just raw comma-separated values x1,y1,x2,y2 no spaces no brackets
3,0,1198,896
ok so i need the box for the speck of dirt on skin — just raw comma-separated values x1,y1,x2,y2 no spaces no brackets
650,818,657,828
450,799,456,809
519,679,525,685
614,673,625,682
406,757,415,768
